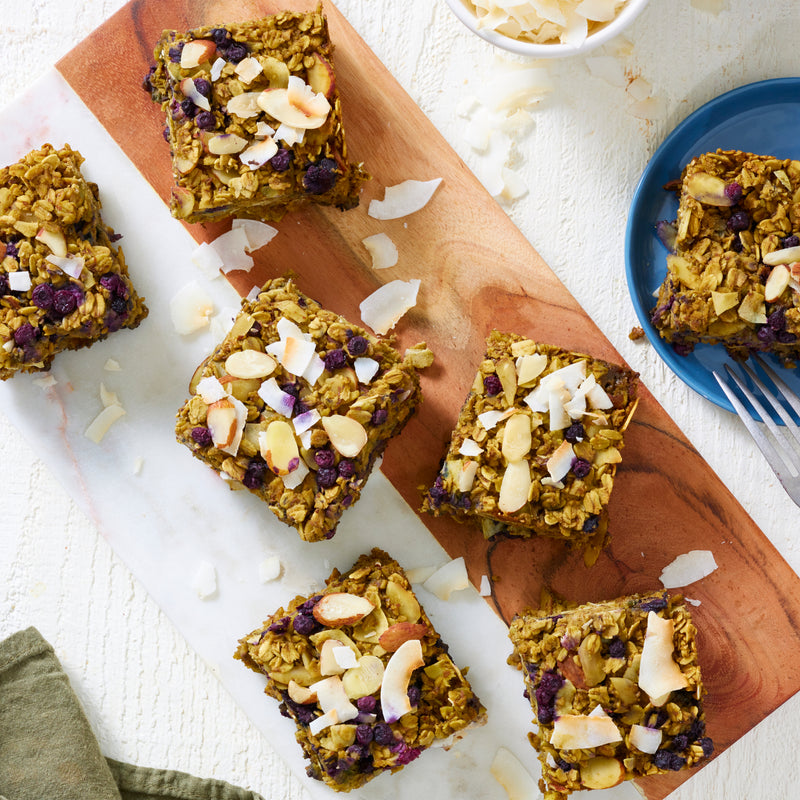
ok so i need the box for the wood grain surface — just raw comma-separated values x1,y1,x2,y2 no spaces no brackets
57,2,800,797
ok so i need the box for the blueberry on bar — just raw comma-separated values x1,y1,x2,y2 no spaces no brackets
175,276,429,541
422,331,639,565
235,549,487,791
0,144,148,380
145,7,368,223
508,591,713,797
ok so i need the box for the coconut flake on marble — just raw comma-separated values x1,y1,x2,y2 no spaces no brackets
103,358,122,372
133,456,144,475
404,565,437,585
359,279,420,335
32,374,57,388
368,179,442,220
659,550,718,589
170,280,214,334
191,241,225,280
209,227,254,273
100,382,121,409
259,555,282,583
192,560,218,600
585,55,627,87
691,0,726,12
85,404,126,444
423,557,469,601
209,307,239,341
490,746,539,800
362,232,399,270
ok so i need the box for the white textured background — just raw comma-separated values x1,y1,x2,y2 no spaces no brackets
2,1,800,798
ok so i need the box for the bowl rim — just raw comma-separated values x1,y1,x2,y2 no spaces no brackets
443,0,650,58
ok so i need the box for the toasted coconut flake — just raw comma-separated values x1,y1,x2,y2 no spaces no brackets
380,640,424,722
100,382,121,408
628,96,667,120
638,612,690,704
479,574,492,596
274,123,305,145
368,179,442,220
240,137,279,169
33,374,57,389
691,0,726,13
455,459,479,492
234,56,263,84
226,91,263,119
280,336,317,376
309,708,339,736
192,560,217,600
210,57,225,81
459,438,485,457
354,357,380,384
659,550,718,589
626,75,653,102
490,747,539,800
630,724,662,754
181,77,211,111
170,281,214,335
281,458,309,490
551,706,622,749
478,407,515,431
359,279,420,335
196,375,227,404
210,227,254,273
546,440,575,482
231,218,278,252
293,408,321,435
423,557,469,601
362,232,399,270
404,565,437,585
46,255,84,280
85,403,126,444
190,242,224,280
103,358,121,372
257,377,296,418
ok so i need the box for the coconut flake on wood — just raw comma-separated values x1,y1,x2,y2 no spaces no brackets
359,279,420,335
490,747,540,800
209,227,254,273
362,232,399,269
231,218,278,252
170,281,215,335
659,550,718,588
479,575,492,596
423,557,469,601
368,179,442,220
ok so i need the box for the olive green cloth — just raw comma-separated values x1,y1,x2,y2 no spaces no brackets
0,627,265,800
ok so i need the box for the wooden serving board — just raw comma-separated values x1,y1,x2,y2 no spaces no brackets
57,1,800,797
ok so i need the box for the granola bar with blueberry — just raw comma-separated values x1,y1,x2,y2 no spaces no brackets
421,331,638,565
175,276,429,541
0,144,148,380
145,6,367,223
651,149,800,363
508,591,713,798
235,548,486,791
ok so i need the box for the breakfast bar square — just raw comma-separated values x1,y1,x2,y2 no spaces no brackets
175,276,427,542
422,331,639,564
145,6,368,223
235,548,487,791
508,591,713,797
0,144,148,380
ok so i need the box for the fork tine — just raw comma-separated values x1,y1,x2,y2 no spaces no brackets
753,355,800,419
721,364,800,479
740,361,800,457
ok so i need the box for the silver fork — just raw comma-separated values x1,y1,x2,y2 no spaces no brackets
712,355,800,507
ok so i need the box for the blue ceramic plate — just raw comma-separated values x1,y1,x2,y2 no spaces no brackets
625,77,800,418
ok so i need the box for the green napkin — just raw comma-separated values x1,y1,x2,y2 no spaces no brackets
0,627,265,800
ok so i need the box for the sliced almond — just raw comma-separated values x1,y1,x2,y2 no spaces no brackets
550,708,622,750
516,353,548,386
35,225,67,257
685,172,733,206
207,398,238,449
454,459,479,493
501,413,532,462
313,592,375,627
341,655,384,699
737,291,767,324
321,415,368,457
763,245,800,266
495,357,517,405
385,580,421,623
208,134,248,155
379,622,428,652
259,419,300,476
711,290,739,315
288,679,318,705
498,460,531,513
580,756,625,790
180,39,216,69
765,264,791,302
224,350,276,379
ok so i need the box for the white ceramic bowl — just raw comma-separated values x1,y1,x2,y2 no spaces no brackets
444,0,650,58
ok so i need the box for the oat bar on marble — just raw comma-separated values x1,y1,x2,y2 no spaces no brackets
422,331,638,564
508,591,713,798
0,144,148,380
235,548,487,791
175,276,427,542
145,7,367,224
651,149,800,362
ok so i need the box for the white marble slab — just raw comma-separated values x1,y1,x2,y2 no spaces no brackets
0,70,641,800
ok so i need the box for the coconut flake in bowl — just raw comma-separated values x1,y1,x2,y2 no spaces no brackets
445,0,650,57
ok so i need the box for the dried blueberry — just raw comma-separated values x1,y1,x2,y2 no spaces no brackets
724,181,743,204
730,235,744,253
607,637,626,659
5,241,18,259
31,283,55,310
317,467,337,488
337,460,355,478
535,669,564,724
323,348,347,371
699,737,714,757
292,613,317,636
428,476,448,508
0,274,9,296
270,148,292,172
391,741,421,765
13,323,37,347
314,448,336,468
371,408,388,426
638,595,668,613
193,78,212,98
248,321,262,336
180,98,198,118
299,595,322,613
373,723,394,746
757,326,776,344
110,296,128,314
582,515,600,533
243,459,268,489
355,724,373,745
100,273,128,298
346,335,368,356
783,234,800,249
195,111,216,131
564,422,585,443
168,43,184,62
267,616,290,634
303,158,338,195
407,685,421,707
190,427,213,446
653,750,686,771
223,41,248,62
483,374,502,395
777,330,798,344
555,758,575,773
727,210,750,232
53,288,78,316
672,341,694,357
671,733,689,751
209,28,231,46
768,307,787,331
356,695,376,713
571,458,591,478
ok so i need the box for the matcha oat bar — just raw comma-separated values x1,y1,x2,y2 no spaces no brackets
508,592,713,798
652,149,800,362
422,331,639,564
145,6,367,223
0,144,148,380
235,548,487,791
175,276,427,541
